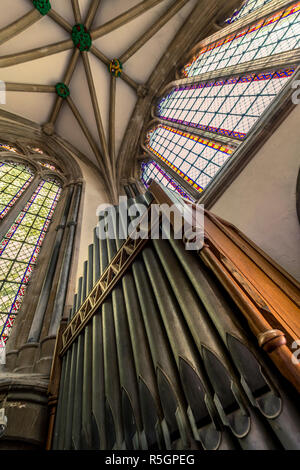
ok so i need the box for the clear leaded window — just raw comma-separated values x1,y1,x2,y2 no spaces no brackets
0,177,61,344
0,161,34,220
141,1,299,199
226,0,275,24
141,160,194,201
157,69,294,140
146,125,234,194
183,2,300,78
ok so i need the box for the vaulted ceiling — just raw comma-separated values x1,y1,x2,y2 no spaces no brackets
0,0,240,201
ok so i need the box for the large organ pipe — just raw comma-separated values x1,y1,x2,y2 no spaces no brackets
168,236,300,449
119,198,165,449
81,253,93,449
102,212,124,449
52,185,300,451
110,206,144,449
132,253,195,449
152,237,278,450
92,219,109,449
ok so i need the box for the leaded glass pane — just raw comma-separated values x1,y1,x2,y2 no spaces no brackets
183,2,300,78
158,68,294,140
146,125,234,194
31,148,44,154
0,178,61,344
0,162,34,219
0,144,19,153
226,0,274,24
38,161,57,171
141,160,194,201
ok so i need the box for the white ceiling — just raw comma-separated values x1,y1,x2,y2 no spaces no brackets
0,0,197,168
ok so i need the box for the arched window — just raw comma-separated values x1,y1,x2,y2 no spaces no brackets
183,3,300,78
141,0,300,199
0,161,34,219
0,144,19,153
157,69,294,140
0,156,62,344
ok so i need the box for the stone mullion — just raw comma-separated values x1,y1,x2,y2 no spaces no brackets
159,49,300,98
150,115,240,148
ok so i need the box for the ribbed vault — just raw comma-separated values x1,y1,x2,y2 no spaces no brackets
0,0,242,202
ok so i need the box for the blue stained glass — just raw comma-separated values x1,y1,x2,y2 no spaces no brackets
0,178,61,344
183,2,300,78
226,0,274,24
158,69,294,140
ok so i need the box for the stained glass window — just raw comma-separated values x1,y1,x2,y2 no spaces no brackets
146,125,234,193
0,144,19,153
226,0,274,24
31,148,44,155
0,178,61,344
158,68,294,140
183,2,300,78
141,160,194,201
142,1,299,199
38,161,57,172
0,161,34,220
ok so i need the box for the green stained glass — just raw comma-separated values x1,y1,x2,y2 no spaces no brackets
0,178,61,344
0,162,34,220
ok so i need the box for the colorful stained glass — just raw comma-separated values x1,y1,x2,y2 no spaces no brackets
226,0,274,24
158,68,294,140
146,125,234,193
31,148,44,154
38,161,56,171
141,160,194,201
0,144,19,153
0,162,34,220
182,2,300,78
0,178,61,344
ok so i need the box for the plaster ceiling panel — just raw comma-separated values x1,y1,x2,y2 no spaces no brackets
0,50,73,85
78,0,93,22
124,0,197,83
0,0,200,187
94,0,145,25
56,102,99,168
0,91,56,125
93,0,175,61
0,0,31,29
0,15,69,56
114,78,137,157
50,0,76,26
